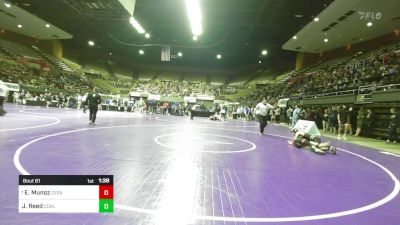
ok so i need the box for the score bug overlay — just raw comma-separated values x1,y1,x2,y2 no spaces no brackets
19,175,114,213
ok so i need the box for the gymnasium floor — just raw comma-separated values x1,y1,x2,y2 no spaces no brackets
1,103,399,225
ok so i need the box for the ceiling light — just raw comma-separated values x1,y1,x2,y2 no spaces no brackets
177,52,183,57
4,2,11,7
367,22,373,27
324,38,328,43
45,24,50,28
185,0,203,36
293,36,297,40
192,36,198,41
314,17,319,22
88,40,95,46
17,24,22,28
145,33,151,39
216,54,221,59
139,49,144,55
129,17,146,34
109,52,112,55
259,60,262,64
261,50,268,55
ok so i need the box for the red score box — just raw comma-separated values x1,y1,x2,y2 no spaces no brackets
99,185,114,199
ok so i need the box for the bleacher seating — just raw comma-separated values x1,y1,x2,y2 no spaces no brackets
31,46,74,72
0,39,42,60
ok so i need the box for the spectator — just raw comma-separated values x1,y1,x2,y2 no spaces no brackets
355,107,366,136
387,108,399,144
364,108,375,137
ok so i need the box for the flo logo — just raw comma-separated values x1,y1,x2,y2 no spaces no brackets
359,11,382,20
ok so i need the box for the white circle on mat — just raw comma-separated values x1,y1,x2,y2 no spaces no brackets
154,133,256,153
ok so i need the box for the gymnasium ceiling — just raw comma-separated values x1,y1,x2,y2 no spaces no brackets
8,0,334,69
283,0,400,53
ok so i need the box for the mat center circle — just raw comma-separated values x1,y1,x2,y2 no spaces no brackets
154,132,256,153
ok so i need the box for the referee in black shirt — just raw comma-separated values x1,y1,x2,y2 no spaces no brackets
86,88,102,125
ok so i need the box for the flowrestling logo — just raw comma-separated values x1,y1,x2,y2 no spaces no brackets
359,11,382,20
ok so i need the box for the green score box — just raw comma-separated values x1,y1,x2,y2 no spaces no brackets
99,199,114,213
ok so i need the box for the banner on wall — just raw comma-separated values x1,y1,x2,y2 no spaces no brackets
130,92,141,97
148,94,161,100
214,100,229,104
184,96,197,103
277,98,290,107
4,82,20,92
196,95,215,101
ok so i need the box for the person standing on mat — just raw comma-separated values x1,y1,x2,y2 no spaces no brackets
255,98,274,135
87,88,101,125
0,80,9,116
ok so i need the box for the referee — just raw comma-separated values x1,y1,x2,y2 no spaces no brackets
86,88,101,125
255,98,274,135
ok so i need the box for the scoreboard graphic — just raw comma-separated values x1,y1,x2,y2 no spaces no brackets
19,175,114,213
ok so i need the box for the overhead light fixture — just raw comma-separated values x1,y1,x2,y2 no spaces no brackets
259,60,262,64
177,52,183,57
216,54,221,59
129,17,146,34
88,40,95,46
293,36,297,40
45,24,50,28
109,52,112,55
367,22,373,27
17,24,22,28
139,49,144,55
192,36,198,41
4,2,11,7
261,50,268,55
145,33,151,39
324,38,328,43
314,17,319,22
185,0,203,36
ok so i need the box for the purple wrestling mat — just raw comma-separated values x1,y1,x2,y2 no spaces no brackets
0,104,399,225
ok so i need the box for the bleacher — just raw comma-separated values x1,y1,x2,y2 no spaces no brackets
31,46,74,72
0,39,42,60
0,38,75,72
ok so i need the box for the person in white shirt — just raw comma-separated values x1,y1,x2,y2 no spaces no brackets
0,80,9,116
220,106,226,121
255,98,274,135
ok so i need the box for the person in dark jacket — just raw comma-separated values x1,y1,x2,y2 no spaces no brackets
355,107,366,136
329,107,338,134
86,88,102,125
387,108,399,144
364,108,375,137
